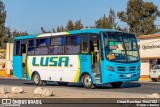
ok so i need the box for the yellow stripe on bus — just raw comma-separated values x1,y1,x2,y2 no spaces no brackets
74,55,80,82
27,56,31,79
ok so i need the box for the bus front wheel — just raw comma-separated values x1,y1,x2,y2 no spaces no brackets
110,82,122,88
33,73,43,86
83,74,95,89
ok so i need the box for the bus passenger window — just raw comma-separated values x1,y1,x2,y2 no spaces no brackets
66,35,80,45
28,47,34,55
64,45,80,54
81,36,89,53
65,35,80,54
28,40,35,55
50,37,64,45
49,46,64,54
35,47,48,55
15,41,20,55
36,39,49,46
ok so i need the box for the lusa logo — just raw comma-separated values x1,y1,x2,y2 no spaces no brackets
32,56,69,67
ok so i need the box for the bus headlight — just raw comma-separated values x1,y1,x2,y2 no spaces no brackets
107,66,114,71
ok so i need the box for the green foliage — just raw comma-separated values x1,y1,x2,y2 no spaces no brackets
66,20,75,31
117,0,160,35
0,0,7,49
74,20,83,30
12,29,28,37
95,8,119,30
56,26,65,32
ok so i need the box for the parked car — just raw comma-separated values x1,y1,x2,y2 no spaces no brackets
149,65,160,82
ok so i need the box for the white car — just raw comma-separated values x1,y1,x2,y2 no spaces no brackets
149,65,160,82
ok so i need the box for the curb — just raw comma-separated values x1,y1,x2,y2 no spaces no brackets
0,75,17,79
138,78,151,82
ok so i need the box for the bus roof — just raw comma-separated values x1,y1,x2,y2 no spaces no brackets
14,28,127,40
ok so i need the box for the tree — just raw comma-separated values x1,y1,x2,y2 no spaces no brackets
95,8,118,29
74,20,83,30
66,20,74,31
117,0,160,35
0,0,7,48
40,27,51,33
56,26,65,32
41,27,47,33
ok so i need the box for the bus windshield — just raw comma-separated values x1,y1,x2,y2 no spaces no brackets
104,33,139,62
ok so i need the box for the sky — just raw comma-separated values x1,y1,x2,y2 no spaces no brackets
2,0,160,34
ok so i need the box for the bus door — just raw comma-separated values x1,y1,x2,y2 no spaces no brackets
90,35,101,83
20,41,28,79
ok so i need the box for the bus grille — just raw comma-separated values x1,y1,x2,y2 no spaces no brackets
117,66,136,71
117,67,125,71
129,66,136,71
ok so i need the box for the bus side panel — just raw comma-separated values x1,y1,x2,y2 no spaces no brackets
79,55,96,83
13,56,23,79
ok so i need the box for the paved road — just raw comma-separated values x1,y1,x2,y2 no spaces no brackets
0,78,160,94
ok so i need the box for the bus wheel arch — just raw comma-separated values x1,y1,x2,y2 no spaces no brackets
32,71,43,86
80,73,89,83
80,73,95,89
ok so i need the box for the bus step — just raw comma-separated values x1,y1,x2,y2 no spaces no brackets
92,69,100,74
94,73,100,78
95,78,101,83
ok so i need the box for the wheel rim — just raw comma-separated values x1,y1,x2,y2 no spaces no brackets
84,75,92,87
34,75,39,84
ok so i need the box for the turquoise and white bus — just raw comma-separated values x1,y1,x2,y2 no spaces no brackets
13,29,140,88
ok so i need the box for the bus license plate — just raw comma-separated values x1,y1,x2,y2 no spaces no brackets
126,74,131,78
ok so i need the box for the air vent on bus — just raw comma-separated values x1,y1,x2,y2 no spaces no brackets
129,66,136,71
117,66,125,71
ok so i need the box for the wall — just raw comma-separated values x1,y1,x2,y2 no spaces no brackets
140,59,150,77
139,37,160,58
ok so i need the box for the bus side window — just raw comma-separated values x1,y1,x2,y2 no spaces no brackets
35,38,49,55
28,40,35,55
65,35,80,54
15,41,20,55
50,37,65,55
81,36,89,54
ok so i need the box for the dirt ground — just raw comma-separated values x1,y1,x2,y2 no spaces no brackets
0,85,148,98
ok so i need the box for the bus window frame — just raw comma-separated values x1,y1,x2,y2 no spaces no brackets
64,34,81,55
80,34,90,54
28,39,36,56
49,35,65,55
14,40,21,56
14,33,102,56
34,38,50,55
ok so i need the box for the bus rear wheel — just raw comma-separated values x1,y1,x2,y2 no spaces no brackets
110,82,122,88
33,73,43,86
83,74,95,89
57,82,68,86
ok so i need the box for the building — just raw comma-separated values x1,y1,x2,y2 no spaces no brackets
0,43,13,77
137,33,160,78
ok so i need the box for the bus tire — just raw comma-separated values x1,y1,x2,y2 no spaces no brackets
83,74,95,89
42,81,47,85
110,82,122,88
33,72,43,86
57,82,68,86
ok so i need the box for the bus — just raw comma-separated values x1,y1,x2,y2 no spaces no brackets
13,29,140,89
